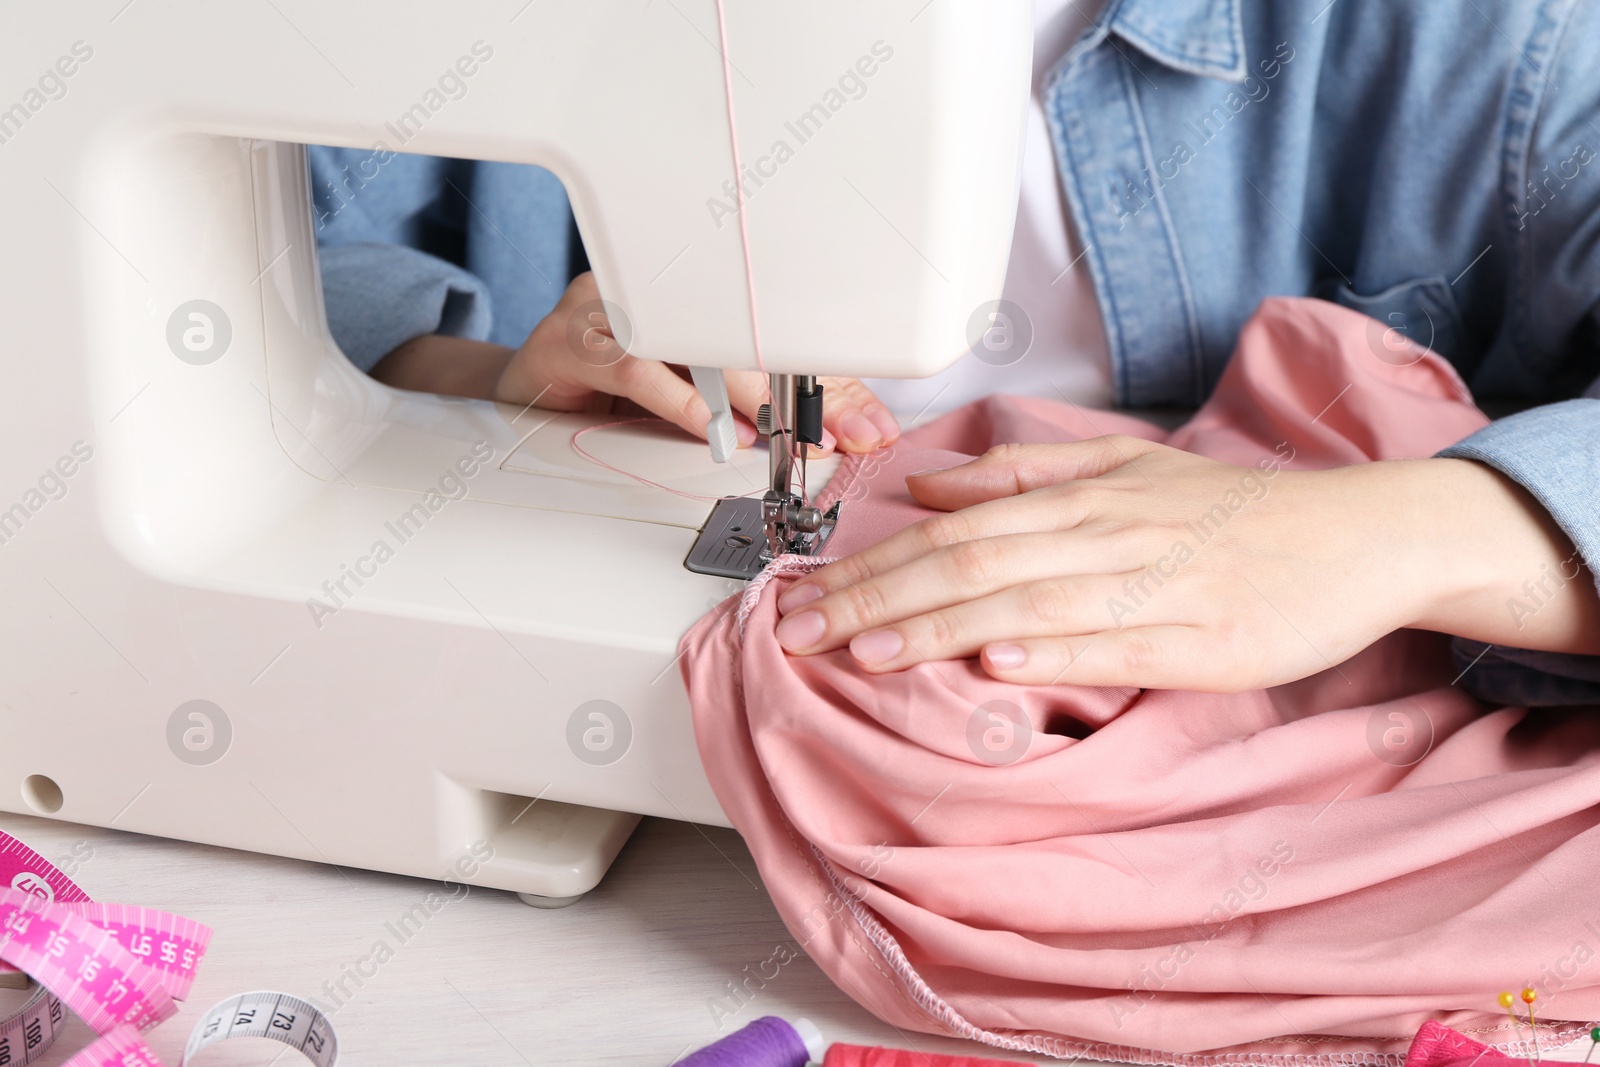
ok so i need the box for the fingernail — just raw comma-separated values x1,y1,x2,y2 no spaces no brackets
778,583,824,614
865,404,900,440
907,467,949,478
850,629,904,665
775,611,826,651
735,420,757,446
985,643,1027,670
839,412,882,450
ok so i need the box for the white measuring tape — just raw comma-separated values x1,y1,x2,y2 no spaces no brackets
0,831,338,1066
0,981,62,1066
183,992,336,1065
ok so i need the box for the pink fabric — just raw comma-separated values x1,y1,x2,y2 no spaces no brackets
1402,1021,1536,1067
680,298,1600,1064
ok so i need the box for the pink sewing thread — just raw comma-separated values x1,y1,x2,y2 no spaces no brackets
570,7,783,493
570,418,735,501
710,0,772,388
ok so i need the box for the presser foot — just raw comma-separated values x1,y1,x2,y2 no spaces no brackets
683,496,841,581
762,493,840,560
684,374,841,581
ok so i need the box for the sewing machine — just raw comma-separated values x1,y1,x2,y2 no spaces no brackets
0,3,1030,904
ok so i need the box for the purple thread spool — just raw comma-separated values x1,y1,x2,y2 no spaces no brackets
678,1016,825,1066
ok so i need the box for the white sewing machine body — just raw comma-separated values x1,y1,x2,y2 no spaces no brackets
0,3,1029,902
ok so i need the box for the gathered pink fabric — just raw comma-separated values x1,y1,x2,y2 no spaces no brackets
680,298,1600,1064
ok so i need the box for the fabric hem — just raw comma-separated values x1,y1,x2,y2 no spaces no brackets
804,842,1590,1066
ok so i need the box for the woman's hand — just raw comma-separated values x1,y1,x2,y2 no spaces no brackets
771,436,1600,691
374,272,900,456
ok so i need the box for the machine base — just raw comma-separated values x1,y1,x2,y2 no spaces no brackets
476,802,643,903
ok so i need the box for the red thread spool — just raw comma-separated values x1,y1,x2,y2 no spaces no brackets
823,1044,1036,1067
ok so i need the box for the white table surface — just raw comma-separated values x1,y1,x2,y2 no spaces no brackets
0,812,1024,1066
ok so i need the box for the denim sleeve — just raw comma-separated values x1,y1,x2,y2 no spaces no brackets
1436,398,1600,706
317,242,494,373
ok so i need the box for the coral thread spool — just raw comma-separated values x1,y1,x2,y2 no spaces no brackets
678,1016,824,1067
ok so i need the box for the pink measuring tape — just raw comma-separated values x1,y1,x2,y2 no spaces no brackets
0,831,337,1065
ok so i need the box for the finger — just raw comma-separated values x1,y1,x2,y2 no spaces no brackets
979,625,1227,689
907,436,1164,510
779,571,1142,669
807,428,838,458
684,369,758,447
774,534,1141,653
724,369,771,428
592,355,717,441
777,485,1099,612
819,376,900,453
558,271,601,306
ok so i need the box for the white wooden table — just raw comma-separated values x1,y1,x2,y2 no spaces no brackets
0,813,1017,1066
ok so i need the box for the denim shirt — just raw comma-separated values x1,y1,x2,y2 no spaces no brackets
309,150,580,365
309,0,1600,706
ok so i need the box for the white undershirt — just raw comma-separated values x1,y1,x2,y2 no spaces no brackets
865,0,1111,420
